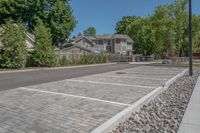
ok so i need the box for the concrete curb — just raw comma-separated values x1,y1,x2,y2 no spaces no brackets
0,63,117,74
91,68,188,133
128,62,158,65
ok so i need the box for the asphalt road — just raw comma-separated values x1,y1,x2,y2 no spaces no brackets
0,64,140,91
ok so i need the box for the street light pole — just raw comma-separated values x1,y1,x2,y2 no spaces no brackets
189,0,193,76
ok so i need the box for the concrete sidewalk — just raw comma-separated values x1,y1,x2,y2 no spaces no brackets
178,76,200,133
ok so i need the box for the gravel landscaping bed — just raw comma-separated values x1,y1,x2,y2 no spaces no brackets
111,68,200,133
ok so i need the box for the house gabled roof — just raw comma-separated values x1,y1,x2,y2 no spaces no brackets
113,34,134,43
72,34,134,44
62,44,100,53
94,34,134,43
26,32,35,42
73,36,96,45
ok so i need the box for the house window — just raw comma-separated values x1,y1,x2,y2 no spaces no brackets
94,40,98,44
116,39,121,43
122,46,126,51
107,40,111,45
104,40,107,44
122,42,126,46
98,40,103,44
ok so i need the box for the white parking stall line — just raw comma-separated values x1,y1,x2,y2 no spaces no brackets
18,87,131,107
66,79,156,89
89,74,169,81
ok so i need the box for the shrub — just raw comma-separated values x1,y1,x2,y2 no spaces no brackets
95,54,107,63
0,20,26,69
60,56,71,66
78,54,107,65
58,54,108,66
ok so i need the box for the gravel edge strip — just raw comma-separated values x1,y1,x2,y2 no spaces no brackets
111,68,200,133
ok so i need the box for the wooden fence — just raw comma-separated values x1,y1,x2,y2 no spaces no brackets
107,54,133,62
56,52,134,62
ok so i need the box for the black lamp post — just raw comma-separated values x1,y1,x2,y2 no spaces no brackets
189,0,193,76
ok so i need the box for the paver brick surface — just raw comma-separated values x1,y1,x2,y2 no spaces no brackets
105,66,185,78
29,80,154,104
73,75,165,87
0,89,125,133
0,66,186,133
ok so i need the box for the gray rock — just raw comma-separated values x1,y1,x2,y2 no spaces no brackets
111,68,200,133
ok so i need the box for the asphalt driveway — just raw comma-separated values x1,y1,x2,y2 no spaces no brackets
0,64,140,91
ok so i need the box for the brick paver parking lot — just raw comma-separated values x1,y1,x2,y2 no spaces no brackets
0,65,186,133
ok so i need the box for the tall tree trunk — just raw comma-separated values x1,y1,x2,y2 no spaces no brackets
165,32,173,59
179,47,182,57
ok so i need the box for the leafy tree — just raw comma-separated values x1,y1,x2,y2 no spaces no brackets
0,0,49,28
115,16,140,34
31,21,56,67
78,33,82,36
172,0,188,57
126,18,157,56
49,0,76,45
150,5,175,58
193,31,200,53
0,20,26,68
118,0,200,58
0,0,76,45
83,27,96,36
192,15,200,35
192,15,200,53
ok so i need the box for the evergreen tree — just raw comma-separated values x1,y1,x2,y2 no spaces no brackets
31,21,56,67
0,20,26,68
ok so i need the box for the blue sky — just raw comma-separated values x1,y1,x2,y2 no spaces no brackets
70,0,200,36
